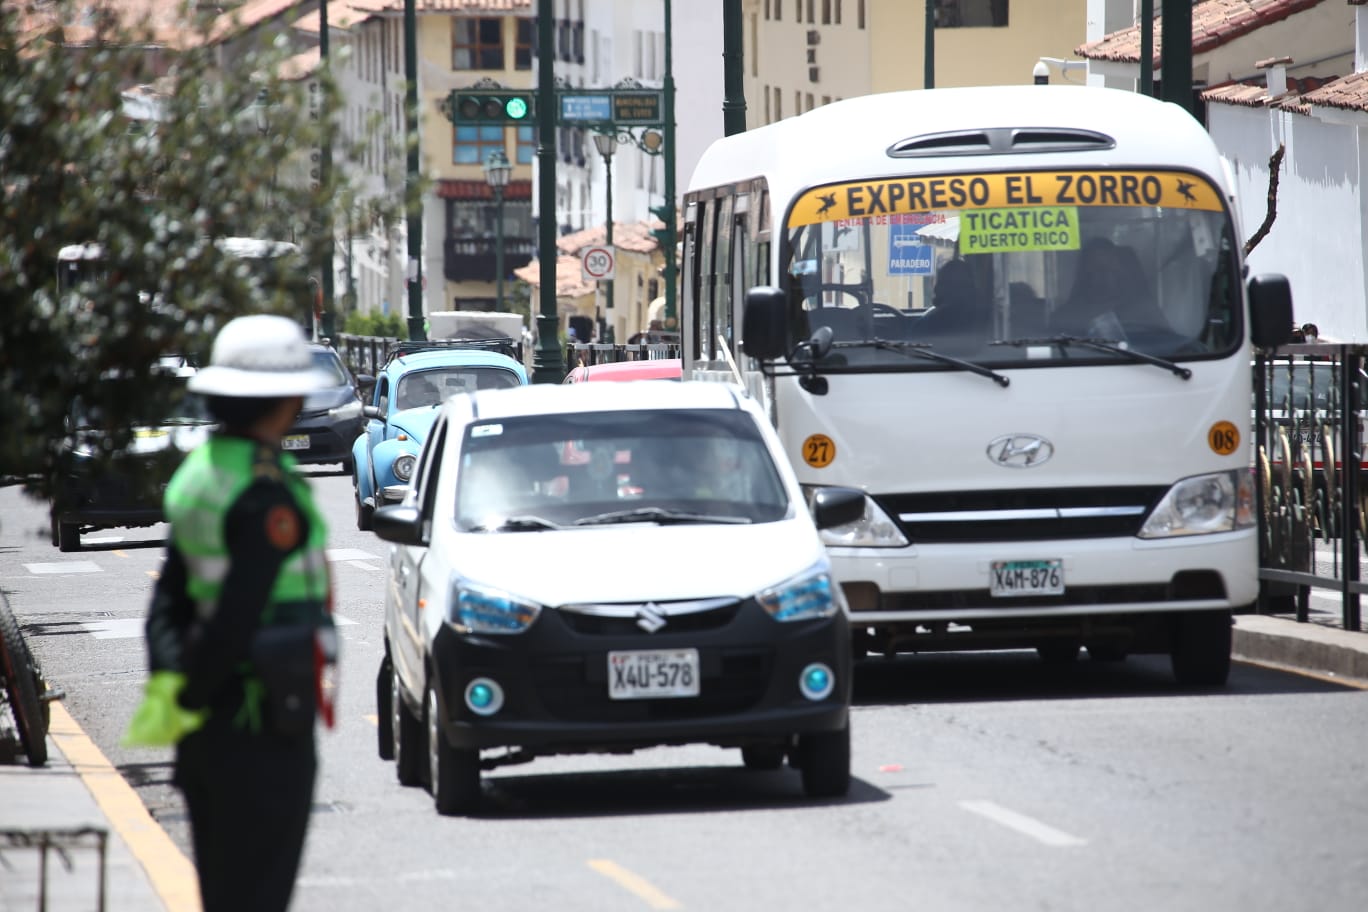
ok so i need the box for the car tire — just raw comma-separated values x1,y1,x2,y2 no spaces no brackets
376,654,394,760
797,724,850,799
56,519,80,553
355,484,374,532
1036,641,1080,665
427,678,480,816
391,665,423,786
741,744,786,771
1170,609,1232,686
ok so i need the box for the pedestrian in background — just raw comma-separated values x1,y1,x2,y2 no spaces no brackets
128,314,339,912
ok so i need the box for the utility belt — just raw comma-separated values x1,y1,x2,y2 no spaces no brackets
221,621,337,738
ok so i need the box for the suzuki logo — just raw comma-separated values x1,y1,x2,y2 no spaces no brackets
987,434,1054,468
635,602,667,633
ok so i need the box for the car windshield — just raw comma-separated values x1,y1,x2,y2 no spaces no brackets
395,367,520,410
774,169,1242,371
71,374,212,430
454,409,791,530
311,349,350,386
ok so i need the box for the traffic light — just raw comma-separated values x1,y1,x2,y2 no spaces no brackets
650,204,675,250
448,90,535,124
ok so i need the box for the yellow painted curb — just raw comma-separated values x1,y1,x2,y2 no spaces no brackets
48,702,202,912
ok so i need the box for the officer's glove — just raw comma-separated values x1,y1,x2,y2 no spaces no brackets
122,670,208,747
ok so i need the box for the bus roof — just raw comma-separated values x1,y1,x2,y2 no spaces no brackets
686,85,1229,213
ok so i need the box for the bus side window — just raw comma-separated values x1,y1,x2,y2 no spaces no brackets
711,194,735,362
683,199,705,362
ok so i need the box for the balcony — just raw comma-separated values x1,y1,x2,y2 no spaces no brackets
444,236,536,283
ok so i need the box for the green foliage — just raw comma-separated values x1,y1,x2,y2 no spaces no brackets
0,2,387,493
344,310,405,340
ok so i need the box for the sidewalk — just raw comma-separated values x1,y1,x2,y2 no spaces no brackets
0,703,196,912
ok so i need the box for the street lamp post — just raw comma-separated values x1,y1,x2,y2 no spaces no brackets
483,149,512,313
592,132,616,343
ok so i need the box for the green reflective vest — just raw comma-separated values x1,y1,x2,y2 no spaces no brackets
164,436,333,729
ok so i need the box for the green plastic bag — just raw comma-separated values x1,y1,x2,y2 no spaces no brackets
122,671,208,747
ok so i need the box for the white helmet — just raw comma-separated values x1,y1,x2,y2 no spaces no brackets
188,314,333,397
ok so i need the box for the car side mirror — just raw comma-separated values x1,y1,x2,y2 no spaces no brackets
1248,274,1294,349
742,286,788,361
356,373,376,393
811,486,866,530
372,504,426,545
362,404,382,420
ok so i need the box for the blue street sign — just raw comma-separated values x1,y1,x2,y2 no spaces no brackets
561,93,613,123
889,224,934,276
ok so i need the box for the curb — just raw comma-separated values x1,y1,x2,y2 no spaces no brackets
1233,615,1368,683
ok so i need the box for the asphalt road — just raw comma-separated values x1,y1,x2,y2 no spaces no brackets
3,473,1367,912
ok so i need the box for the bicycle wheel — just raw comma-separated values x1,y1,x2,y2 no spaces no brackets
0,591,48,766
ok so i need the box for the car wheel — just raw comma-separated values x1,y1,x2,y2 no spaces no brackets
797,724,850,799
741,744,786,771
1036,641,1080,665
1171,609,1232,686
355,484,374,532
340,455,354,474
376,654,394,760
427,678,481,816
57,520,80,553
391,664,423,786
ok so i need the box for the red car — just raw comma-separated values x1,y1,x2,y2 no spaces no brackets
563,359,682,384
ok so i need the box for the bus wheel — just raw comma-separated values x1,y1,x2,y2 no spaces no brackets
1170,610,1232,686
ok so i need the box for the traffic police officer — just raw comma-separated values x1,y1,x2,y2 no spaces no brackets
141,314,338,912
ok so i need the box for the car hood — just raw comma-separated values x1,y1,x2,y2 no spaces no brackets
390,406,440,441
446,516,826,605
303,386,356,411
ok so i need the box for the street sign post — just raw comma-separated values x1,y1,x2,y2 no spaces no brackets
559,89,663,126
581,246,615,282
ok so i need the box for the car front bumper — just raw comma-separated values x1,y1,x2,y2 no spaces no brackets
284,414,363,466
427,601,850,755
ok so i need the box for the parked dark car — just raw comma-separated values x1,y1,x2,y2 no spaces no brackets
283,344,371,471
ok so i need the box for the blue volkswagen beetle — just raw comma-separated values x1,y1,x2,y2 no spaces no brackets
352,345,528,530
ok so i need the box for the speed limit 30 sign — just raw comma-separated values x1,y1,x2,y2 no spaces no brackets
581,245,616,281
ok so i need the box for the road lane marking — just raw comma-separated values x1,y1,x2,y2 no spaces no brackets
82,618,146,639
147,570,161,580
49,701,201,912
326,548,380,563
959,800,1087,847
588,859,682,909
25,561,102,574
83,536,124,545
113,550,129,558
1236,657,1368,690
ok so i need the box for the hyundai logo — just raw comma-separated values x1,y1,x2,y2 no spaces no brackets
635,602,667,633
987,434,1054,468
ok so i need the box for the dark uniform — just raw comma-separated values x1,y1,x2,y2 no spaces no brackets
146,436,334,912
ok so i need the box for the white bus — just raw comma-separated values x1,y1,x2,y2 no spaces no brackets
681,85,1292,684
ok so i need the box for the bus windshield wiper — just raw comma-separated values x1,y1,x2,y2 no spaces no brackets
831,338,1010,388
574,507,751,526
468,515,563,532
991,336,1191,380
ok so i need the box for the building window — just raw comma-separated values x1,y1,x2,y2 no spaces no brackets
453,125,505,165
807,0,815,23
805,92,813,111
774,86,782,120
822,0,831,24
516,126,535,164
935,0,1009,27
835,0,842,25
764,84,771,122
858,0,865,29
795,0,802,23
452,18,504,70
775,0,782,21
515,18,534,69
765,0,771,19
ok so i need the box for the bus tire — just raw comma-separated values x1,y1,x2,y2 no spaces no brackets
1171,610,1232,686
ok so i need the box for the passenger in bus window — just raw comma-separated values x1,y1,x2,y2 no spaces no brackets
1054,238,1167,340
912,258,989,349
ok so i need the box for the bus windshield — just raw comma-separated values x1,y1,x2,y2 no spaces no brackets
781,169,1241,370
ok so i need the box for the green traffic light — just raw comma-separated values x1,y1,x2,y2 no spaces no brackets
504,97,529,120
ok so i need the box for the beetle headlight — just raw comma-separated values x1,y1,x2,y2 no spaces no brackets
802,485,909,547
448,579,542,634
1138,469,1255,538
758,565,840,622
393,452,418,482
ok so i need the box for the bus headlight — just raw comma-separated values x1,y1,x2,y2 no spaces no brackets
758,565,840,622
393,452,417,482
448,579,542,634
1138,469,1255,538
802,486,908,547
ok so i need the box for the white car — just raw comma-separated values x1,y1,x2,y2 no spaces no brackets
374,381,865,815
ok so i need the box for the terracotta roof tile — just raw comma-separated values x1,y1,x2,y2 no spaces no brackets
435,179,533,200
1201,71,1348,111
9,0,195,46
1076,0,1328,65
342,0,532,11
512,255,595,298
1301,69,1368,111
555,220,665,256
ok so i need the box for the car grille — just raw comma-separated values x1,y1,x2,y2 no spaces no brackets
529,648,773,722
875,486,1167,543
556,598,741,635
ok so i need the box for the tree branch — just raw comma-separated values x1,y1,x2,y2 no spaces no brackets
1244,143,1286,256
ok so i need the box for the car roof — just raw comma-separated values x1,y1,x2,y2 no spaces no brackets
384,348,527,377
576,359,682,382
450,379,746,423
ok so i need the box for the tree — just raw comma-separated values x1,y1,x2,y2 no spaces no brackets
0,2,383,497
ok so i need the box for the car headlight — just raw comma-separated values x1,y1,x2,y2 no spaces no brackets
328,400,363,422
802,485,909,547
758,565,840,622
448,579,542,634
1138,469,1255,538
393,452,418,482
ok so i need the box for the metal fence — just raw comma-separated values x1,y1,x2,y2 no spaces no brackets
563,342,681,370
1254,342,1366,630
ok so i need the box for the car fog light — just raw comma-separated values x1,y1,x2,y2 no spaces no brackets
799,663,835,701
464,677,504,716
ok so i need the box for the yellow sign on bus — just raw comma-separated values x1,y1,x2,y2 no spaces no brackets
789,170,1224,227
